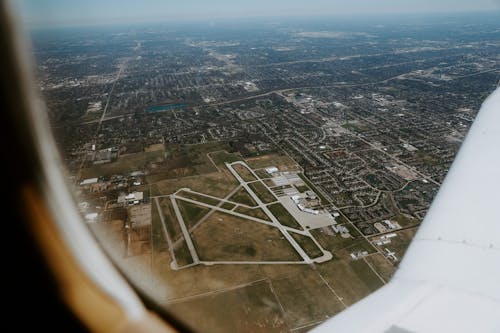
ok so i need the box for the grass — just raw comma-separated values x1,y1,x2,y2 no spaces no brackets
163,142,226,175
234,206,271,221
310,225,374,256
392,214,419,227
248,181,277,204
153,198,194,267
177,190,221,206
176,200,211,229
364,253,396,282
295,184,309,193
172,240,194,267
150,171,238,198
80,150,163,179
245,153,299,170
166,280,287,333
416,151,440,166
316,259,384,305
221,202,235,210
151,202,167,253
229,187,257,207
271,269,345,328
349,259,385,291
209,150,243,166
268,203,302,230
157,198,182,241
289,232,323,259
190,211,302,262
232,163,257,182
254,169,270,179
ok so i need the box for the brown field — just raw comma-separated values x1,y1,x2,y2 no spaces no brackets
260,263,312,280
166,280,288,333
364,253,396,282
245,153,300,171
316,259,384,305
151,251,266,299
271,269,345,328
144,143,165,152
191,211,301,262
393,214,419,228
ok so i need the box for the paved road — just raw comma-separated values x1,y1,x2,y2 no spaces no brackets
227,161,318,263
170,196,200,263
154,197,179,269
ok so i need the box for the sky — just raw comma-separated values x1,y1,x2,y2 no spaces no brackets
14,0,500,27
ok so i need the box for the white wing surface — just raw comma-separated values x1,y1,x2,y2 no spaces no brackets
313,87,500,333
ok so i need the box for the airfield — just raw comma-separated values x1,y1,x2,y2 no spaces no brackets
84,143,407,331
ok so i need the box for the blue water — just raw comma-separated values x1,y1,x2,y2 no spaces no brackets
146,103,187,112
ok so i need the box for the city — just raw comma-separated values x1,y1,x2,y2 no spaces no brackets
33,13,499,332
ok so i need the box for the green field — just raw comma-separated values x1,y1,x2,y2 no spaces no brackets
229,187,257,207
234,206,271,221
295,184,309,193
173,239,194,267
154,198,194,267
268,203,302,230
209,150,243,166
176,190,221,206
220,201,235,210
150,171,238,198
232,163,257,182
248,181,276,204
289,232,324,259
80,150,163,179
254,169,270,179
163,142,227,175
157,198,182,241
151,201,168,253
177,199,210,229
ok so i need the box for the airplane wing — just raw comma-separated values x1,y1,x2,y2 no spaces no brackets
312,87,500,333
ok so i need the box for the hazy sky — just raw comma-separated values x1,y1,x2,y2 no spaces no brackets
15,0,500,27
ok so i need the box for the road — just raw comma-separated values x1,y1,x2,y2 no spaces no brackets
227,161,333,263
170,196,200,263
